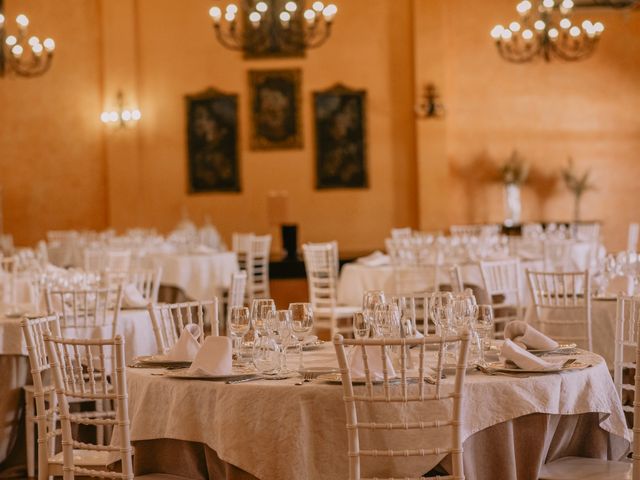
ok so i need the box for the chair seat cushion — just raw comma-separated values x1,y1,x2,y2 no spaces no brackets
539,456,631,480
50,449,120,467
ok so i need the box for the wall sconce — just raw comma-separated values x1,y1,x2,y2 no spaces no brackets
415,83,445,119
100,90,141,128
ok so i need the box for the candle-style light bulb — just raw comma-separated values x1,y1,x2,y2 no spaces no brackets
490,25,504,40
5,35,17,46
11,44,23,57
209,6,222,22
16,14,29,28
131,110,142,121
303,9,316,24
43,38,55,52
322,4,337,21
279,10,291,26
32,43,43,55
0,14,5,26
249,11,261,27
285,1,297,13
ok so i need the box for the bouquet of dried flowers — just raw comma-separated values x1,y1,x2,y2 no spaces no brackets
500,151,529,185
561,158,595,221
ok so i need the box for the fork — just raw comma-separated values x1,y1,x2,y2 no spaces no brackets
294,372,315,385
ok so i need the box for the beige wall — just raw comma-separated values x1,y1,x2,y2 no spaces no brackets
1,0,638,250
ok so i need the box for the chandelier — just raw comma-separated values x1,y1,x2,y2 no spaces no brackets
490,0,604,62
0,0,55,77
208,1,337,58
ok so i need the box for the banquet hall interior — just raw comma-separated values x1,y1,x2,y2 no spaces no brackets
1,0,640,479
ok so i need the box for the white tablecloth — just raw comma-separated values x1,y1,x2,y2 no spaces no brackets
126,345,628,480
145,252,238,301
0,308,157,361
337,259,544,306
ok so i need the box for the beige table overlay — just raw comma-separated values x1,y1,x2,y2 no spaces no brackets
126,344,629,480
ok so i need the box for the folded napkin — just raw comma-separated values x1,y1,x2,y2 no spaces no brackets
122,283,147,309
349,346,396,381
503,321,558,351
357,251,390,267
164,324,202,362
500,339,560,371
187,336,233,376
191,244,215,254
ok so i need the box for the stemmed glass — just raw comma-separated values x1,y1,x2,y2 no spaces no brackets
269,309,294,374
228,306,250,366
352,312,370,339
474,305,495,364
391,295,418,337
373,303,401,338
250,299,275,337
289,302,314,370
362,290,386,336
428,292,453,336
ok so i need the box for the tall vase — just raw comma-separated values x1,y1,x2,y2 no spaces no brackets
504,183,521,226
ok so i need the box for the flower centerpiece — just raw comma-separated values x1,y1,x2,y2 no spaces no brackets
561,158,595,222
499,151,529,226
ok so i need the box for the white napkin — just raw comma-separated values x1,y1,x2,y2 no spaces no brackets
357,251,390,267
349,345,396,381
500,339,560,371
191,244,215,254
302,335,318,345
187,336,233,376
503,321,559,351
164,324,201,362
122,283,147,309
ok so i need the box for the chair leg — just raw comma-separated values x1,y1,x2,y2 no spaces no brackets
96,399,104,445
25,390,35,478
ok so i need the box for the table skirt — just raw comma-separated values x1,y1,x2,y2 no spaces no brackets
133,412,628,480
0,355,29,475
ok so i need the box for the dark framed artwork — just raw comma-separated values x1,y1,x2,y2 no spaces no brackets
242,0,305,59
185,88,240,193
314,84,368,189
249,69,302,150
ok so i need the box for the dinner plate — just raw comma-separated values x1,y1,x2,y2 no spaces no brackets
483,360,590,374
302,340,325,351
527,343,578,355
316,372,436,385
134,355,192,367
298,366,339,377
164,370,257,381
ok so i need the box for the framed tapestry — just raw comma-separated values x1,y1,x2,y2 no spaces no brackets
185,88,240,193
249,68,302,150
313,84,368,189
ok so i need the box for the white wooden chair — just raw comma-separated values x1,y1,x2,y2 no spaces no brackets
526,270,592,351
539,297,640,479
303,242,358,338
44,334,191,480
226,271,247,329
45,286,124,341
148,299,219,354
479,258,523,338
448,265,464,294
232,233,271,301
614,295,640,436
333,330,471,480
21,314,115,480
105,267,163,304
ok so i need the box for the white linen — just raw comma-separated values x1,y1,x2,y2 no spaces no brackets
165,324,201,362
122,283,147,309
503,321,558,350
348,345,396,380
0,308,157,361
145,251,238,301
356,251,390,267
125,344,629,480
187,336,232,376
499,339,560,371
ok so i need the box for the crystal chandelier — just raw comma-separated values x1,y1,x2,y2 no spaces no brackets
490,0,604,62
208,1,337,58
0,0,55,77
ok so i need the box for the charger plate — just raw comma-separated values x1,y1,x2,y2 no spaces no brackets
483,360,590,374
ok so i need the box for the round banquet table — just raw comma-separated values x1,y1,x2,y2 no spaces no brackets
144,251,238,301
337,258,544,307
126,345,629,480
0,307,157,469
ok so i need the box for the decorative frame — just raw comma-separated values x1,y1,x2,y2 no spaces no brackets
313,83,368,189
185,87,240,193
248,68,302,150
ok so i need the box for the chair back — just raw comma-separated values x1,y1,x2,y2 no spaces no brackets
333,331,470,480
448,265,464,294
479,258,523,336
232,233,271,300
526,270,592,350
302,242,340,311
20,314,62,480
45,334,134,480
45,286,123,340
148,299,219,353
105,267,162,304
226,271,247,327
614,295,640,430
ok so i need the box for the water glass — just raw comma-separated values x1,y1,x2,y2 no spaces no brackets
252,335,280,375
373,303,401,338
475,304,495,363
229,306,250,365
362,290,386,324
289,302,314,370
270,309,293,373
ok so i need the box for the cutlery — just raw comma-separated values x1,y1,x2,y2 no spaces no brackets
295,372,315,386
225,375,262,384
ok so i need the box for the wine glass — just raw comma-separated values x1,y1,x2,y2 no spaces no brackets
391,295,417,337
228,306,250,366
428,292,453,336
373,303,401,338
289,302,314,370
250,298,275,336
252,335,280,376
352,311,370,339
475,305,494,364
270,309,293,374
362,290,386,335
